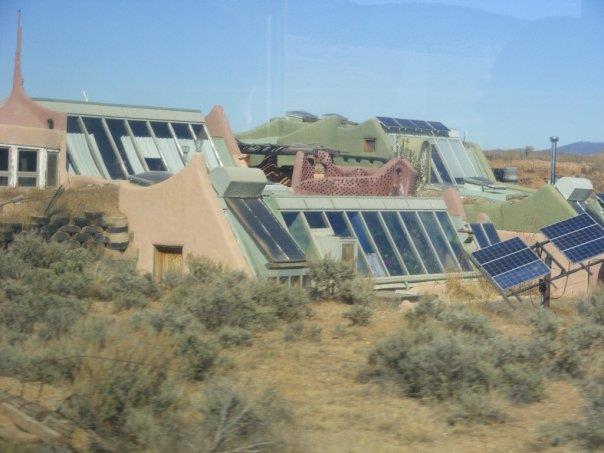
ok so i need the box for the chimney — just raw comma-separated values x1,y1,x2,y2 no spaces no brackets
549,136,559,185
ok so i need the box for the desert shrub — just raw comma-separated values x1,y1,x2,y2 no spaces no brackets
577,290,604,325
554,322,604,377
530,309,559,338
61,330,181,437
283,321,305,342
218,326,253,347
251,281,311,322
500,364,545,403
145,305,197,334
0,281,89,339
338,278,374,305
365,327,496,400
176,328,218,381
404,298,444,324
307,258,355,301
437,307,494,338
187,256,237,283
342,305,373,326
196,381,290,453
91,258,157,308
446,393,507,425
171,262,310,332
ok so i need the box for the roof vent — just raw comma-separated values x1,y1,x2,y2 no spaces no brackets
285,110,318,122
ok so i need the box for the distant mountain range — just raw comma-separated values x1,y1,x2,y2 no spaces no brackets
555,142,604,155
487,142,604,155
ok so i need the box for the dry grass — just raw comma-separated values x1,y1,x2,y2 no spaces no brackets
217,300,586,452
0,185,120,224
486,151,604,191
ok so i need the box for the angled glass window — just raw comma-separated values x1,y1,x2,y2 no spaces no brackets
191,124,204,139
449,138,478,177
435,138,465,183
66,116,104,177
325,211,353,237
150,121,184,172
431,145,454,184
0,147,9,186
172,122,196,161
128,120,166,171
362,211,406,276
226,198,305,263
304,211,327,228
82,117,125,179
381,211,425,275
105,119,136,174
399,211,443,274
346,211,387,277
281,211,300,227
470,223,490,248
46,151,59,187
435,211,473,271
417,211,459,271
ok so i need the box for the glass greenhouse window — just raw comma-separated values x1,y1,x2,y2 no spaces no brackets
226,198,304,263
304,211,327,228
449,138,479,178
435,211,473,271
281,211,300,227
105,118,135,174
431,145,454,184
362,211,406,276
346,211,387,277
82,117,125,179
381,211,425,275
399,211,443,274
435,138,465,183
417,211,459,271
325,211,353,237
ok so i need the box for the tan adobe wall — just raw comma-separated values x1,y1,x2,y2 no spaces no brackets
118,153,250,274
205,105,247,167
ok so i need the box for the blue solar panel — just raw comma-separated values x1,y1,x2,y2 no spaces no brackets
541,214,594,239
471,237,549,291
427,121,449,132
482,223,501,245
470,223,490,248
376,116,400,131
473,237,526,264
540,213,604,263
394,118,416,130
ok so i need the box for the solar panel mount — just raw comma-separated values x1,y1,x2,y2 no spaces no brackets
540,213,604,263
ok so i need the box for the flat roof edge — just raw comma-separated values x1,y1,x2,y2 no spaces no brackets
33,98,203,115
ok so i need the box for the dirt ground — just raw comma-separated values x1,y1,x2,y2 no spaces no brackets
219,300,585,453
486,151,604,192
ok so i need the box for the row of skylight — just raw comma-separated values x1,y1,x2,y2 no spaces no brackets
282,209,473,277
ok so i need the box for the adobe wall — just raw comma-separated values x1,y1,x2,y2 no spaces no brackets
118,153,250,274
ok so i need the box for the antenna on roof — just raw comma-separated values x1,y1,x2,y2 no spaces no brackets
82,90,89,102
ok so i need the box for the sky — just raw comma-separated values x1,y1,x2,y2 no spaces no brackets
0,0,602,149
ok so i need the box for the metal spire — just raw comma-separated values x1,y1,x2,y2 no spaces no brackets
12,10,24,93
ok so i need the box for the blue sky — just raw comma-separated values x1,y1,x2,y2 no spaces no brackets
0,0,601,149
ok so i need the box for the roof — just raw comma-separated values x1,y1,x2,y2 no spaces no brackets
268,193,448,211
33,98,205,123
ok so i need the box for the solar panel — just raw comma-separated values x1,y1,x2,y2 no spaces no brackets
427,121,449,132
394,118,416,130
482,223,501,245
376,116,400,132
409,119,433,133
471,237,549,291
470,223,490,248
540,213,604,263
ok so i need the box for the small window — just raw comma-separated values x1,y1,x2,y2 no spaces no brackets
363,138,376,153
145,158,166,171
153,245,183,281
46,152,59,187
17,148,38,187
47,118,54,129
0,147,9,172
18,149,38,172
